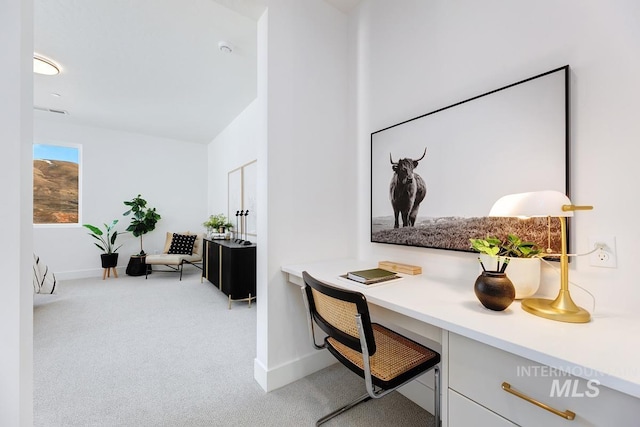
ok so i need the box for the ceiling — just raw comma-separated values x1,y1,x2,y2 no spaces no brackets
33,0,360,144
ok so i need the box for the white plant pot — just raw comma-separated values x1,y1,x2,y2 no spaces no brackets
479,255,541,299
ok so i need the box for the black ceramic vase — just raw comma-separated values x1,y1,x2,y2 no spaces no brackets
474,271,515,311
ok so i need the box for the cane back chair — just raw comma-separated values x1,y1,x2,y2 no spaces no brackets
301,271,441,426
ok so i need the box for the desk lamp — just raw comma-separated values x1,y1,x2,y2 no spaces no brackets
489,190,593,323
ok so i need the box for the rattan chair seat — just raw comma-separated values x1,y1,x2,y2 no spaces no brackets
327,323,439,388
301,271,440,425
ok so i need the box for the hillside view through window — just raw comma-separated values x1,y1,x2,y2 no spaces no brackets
33,144,80,224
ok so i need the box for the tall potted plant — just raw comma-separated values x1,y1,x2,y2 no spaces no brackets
83,219,122,268
123,194,161,255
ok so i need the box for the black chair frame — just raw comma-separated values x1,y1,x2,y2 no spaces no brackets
301,271,441,426
145,259,203,280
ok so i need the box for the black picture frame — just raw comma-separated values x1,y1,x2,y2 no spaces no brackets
371,65,569,254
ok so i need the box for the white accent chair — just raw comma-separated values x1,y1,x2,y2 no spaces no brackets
144,232,204,280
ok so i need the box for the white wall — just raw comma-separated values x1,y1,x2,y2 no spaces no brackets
254,0,356,391
33,119,209,278
353,0,640,313
0,0,33,425
207,99,259,232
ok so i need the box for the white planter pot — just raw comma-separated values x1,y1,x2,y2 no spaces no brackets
479,255,541,299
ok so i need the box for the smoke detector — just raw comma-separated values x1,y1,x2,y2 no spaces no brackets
218,41,233,54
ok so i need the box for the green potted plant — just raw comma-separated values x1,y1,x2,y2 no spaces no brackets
470,234,541,269
123,194,161,255
83,219,123,268
203,213,233,235
470,234,542,299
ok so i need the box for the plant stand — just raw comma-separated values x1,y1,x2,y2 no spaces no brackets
102,267,118,280
100,253,119,280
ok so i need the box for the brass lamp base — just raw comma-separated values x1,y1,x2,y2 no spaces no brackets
521,290,591,323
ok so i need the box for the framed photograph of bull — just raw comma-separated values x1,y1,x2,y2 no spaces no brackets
371,65,569,254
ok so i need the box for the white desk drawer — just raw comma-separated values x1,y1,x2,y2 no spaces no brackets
449,389,516,427
449,333,640,426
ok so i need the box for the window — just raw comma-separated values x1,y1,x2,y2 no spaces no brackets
33,144,81,225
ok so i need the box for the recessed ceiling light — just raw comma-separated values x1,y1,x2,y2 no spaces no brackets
51,93,61,97
33,54,60,75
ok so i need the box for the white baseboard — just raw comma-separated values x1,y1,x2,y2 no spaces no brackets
254,350,336,392
54,267,125,281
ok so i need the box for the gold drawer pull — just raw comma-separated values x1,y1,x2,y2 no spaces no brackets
502,382,576,420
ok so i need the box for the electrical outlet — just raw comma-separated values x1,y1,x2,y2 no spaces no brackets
588,235,617,268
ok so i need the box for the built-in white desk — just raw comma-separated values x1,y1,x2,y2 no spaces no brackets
283,259,640,426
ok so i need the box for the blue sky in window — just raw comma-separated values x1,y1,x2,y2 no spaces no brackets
33,144,79,163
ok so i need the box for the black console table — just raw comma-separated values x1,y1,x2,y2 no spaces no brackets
202,239,256,309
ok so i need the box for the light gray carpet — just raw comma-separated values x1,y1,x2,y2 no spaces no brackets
34,270,433,426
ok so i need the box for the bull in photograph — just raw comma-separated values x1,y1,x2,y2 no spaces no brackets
389,148,427,228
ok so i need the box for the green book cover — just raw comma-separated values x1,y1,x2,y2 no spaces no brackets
347,268,397,284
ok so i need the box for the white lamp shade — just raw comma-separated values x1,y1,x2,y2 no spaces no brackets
489,190,573,218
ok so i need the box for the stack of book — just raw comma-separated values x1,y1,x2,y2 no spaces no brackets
345,268,398,285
